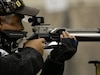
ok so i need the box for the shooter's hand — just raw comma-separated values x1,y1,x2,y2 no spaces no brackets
24,38,46,56
50,31,78,62
60,31,78,49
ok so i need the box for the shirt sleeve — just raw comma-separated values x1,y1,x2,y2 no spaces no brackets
40,55,64,75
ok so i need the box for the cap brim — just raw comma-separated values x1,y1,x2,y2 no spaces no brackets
16,6,40,16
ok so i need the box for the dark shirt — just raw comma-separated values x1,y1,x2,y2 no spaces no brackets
0,47,64,75
0,38,78,75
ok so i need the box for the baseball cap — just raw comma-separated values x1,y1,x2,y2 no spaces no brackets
0,0,39,16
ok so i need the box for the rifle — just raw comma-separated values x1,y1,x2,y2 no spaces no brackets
27,16,100,49
28,16,100,41
1,16,100,52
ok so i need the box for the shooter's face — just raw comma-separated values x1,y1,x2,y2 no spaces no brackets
0,14,24,31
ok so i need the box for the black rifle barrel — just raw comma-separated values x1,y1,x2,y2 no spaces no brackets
51,28,100,41
70,33,100,41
